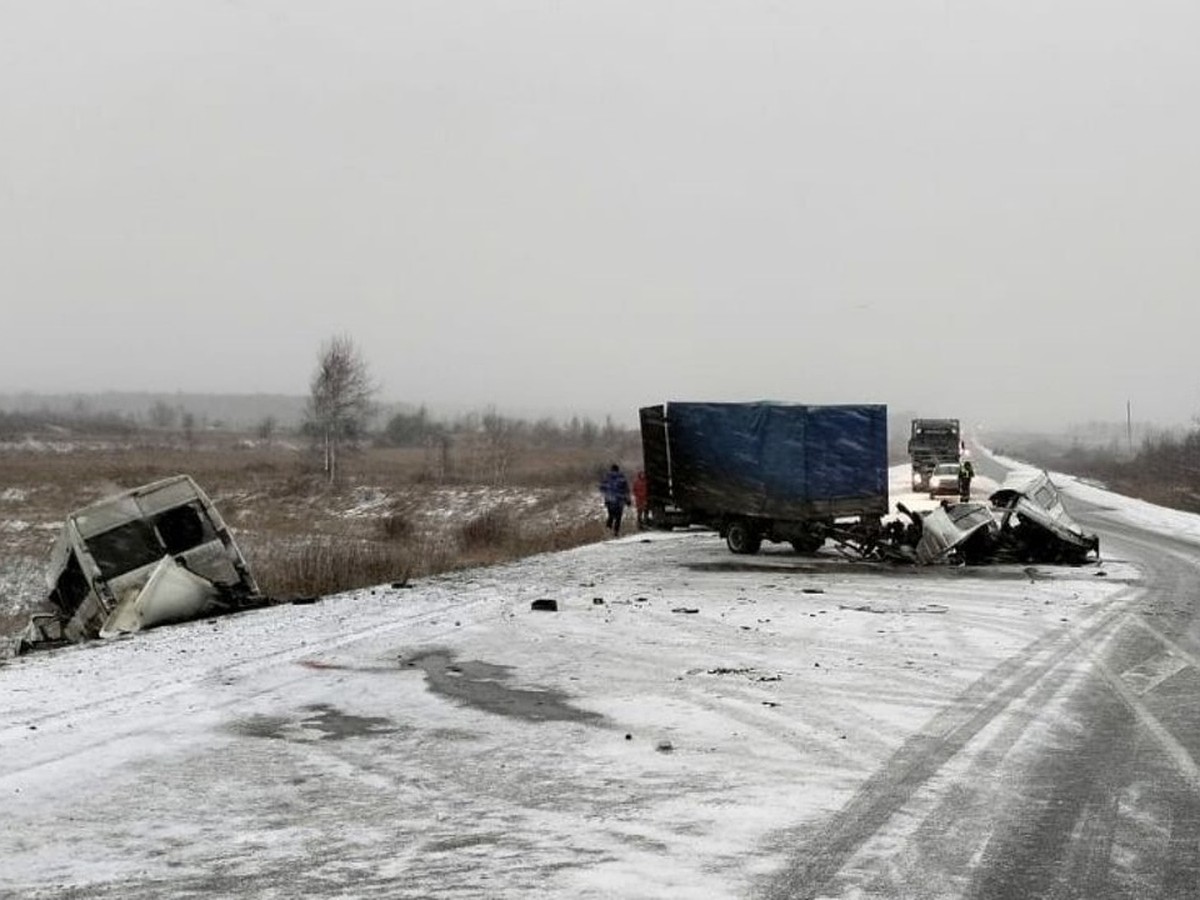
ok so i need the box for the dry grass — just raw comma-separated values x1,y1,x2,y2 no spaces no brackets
244,508,609,600
451,505,609,566
0,432,624,621
458,507,516,551
244,534,446,599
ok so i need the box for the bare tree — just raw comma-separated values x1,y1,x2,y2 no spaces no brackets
481,407,521,484
305,335,378,484
256,415,277,446
181,412,196,450
147,400,178,429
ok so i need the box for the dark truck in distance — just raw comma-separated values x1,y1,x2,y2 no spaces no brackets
639,402,889,554
907,418,962,490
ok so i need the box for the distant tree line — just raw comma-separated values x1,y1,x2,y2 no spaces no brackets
0,399,637,449
0,408,139,438
380,406,631,450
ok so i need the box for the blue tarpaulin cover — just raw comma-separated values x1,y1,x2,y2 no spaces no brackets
664,402,888,519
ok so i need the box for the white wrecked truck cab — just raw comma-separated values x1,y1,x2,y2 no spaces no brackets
35,475,261,644
990,470,1100,563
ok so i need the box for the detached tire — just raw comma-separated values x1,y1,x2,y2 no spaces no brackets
726,520,762,555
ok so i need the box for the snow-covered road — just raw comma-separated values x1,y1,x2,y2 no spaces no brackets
0,464,1167,899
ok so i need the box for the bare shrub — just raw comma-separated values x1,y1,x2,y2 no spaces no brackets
513,519,608,555
378,510,415,541
250,536,425,599
454,506,608,566
458,507,516,551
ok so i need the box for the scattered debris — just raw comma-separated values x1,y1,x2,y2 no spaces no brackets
840,603,886,614
14,475,265,654
840,602,948,615
300,659,345,670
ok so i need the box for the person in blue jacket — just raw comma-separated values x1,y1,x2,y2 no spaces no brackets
599,464,631,536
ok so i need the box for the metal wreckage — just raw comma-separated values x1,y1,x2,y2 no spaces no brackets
883,470,1100,566
12,475,270,655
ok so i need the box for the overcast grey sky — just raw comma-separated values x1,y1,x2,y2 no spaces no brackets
3,1,1198,430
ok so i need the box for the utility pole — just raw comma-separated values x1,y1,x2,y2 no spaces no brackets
1127,400,1133,456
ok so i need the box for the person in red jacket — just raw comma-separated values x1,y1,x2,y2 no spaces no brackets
632,470,649,530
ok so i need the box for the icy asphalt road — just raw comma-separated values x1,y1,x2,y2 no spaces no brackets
892,452,1200,900
0,462,1193,899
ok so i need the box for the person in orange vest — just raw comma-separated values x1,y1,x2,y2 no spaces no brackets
958,459,975,502
632,469,649,530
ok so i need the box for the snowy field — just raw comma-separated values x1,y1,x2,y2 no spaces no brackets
0,462,1174,898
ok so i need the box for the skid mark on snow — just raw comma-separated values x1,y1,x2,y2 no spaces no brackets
400,647,607,726
685,558,1125,585
228,704,400,742
687,561,823,574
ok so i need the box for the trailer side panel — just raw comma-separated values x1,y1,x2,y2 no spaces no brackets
659,402,888,523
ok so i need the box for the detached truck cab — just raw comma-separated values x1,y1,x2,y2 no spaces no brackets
639,402,889,554
36,475,260,644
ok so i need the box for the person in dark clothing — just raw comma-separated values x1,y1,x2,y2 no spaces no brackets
599,464,631,535
958,460,975,502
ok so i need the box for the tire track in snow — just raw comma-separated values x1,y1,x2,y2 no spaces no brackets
755,581,1141,900
758,508,1200,899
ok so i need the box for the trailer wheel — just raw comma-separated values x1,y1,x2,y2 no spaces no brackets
726,520,762,555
